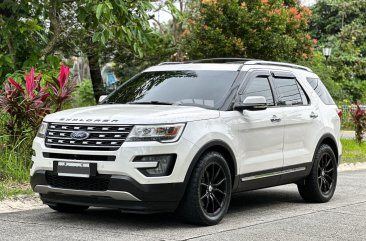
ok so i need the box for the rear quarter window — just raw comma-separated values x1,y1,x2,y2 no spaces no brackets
306,77,336,105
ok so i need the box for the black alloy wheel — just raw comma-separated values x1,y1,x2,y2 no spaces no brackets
317,153,335,195
200,163,228,216
298,144,338,203
177,151,232,225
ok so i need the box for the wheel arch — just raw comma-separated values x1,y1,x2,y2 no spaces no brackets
314,133,339,164
183,140,238,191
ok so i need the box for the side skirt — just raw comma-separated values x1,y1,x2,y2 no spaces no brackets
236,163,312,192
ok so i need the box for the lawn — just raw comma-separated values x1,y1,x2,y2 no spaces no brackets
0,182,32,200
341,139,366,164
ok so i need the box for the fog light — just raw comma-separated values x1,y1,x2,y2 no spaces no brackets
134,154,176,177
32,149,36,157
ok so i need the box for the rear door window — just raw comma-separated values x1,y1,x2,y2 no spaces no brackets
306,78,336,105
272,78,304,106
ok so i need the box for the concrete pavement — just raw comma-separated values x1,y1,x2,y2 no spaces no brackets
0,170,366,241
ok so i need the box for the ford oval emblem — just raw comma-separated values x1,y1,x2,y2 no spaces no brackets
70,131,90,140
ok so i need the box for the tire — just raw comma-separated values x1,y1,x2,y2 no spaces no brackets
297,144,337,203
177,151,232,226
48,203,89,213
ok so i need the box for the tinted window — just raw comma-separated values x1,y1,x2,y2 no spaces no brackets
273,78,303,106
306,77,335,105
243,77,274,106
104,70,239,109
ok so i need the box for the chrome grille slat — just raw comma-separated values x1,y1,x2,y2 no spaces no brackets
45,123,133,151
48,130,130,134
46,136,126,141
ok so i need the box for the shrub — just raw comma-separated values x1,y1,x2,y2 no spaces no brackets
350,102,366,144
0,64,75,140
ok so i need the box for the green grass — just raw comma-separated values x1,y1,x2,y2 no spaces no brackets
0,181,33,200
341,139,366,164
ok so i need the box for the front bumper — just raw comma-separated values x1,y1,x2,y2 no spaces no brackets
31,171,185,213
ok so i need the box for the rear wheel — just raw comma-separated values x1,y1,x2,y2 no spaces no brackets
298,144,337,203
177,151,232,226
48,203,89,213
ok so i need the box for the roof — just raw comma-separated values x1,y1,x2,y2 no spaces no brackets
155,58,312,72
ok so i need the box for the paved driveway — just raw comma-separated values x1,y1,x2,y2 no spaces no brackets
1,170,366,241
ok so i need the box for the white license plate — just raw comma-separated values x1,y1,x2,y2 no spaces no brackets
57,162,91,178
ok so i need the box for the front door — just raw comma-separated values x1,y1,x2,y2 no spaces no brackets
234,70,284,188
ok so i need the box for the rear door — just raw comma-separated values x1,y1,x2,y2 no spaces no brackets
270,71,321,170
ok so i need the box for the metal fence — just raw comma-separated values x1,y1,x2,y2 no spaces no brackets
341,105,366,113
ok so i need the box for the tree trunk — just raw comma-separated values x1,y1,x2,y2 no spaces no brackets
87,52,104,103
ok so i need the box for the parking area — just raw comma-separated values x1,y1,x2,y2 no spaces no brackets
0,170,365,241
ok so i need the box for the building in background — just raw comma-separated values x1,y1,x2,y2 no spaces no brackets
301,0,318,6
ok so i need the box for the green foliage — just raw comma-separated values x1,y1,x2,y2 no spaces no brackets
0,135,33,182
310,0,366,103
341,139,366,163
0,182,32,200
182,0,314,61
71,80,96,108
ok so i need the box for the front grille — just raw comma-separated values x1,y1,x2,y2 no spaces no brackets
45,172,110,191
45,123,133,151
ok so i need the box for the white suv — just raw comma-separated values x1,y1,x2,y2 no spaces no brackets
31,58,341,225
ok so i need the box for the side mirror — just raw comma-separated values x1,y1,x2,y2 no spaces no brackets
98,95,107,103
234,96,267,111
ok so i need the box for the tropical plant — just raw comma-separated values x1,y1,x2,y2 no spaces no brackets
350,102,366,144
0,64,75,139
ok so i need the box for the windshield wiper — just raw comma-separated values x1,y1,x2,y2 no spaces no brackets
128,101,174,105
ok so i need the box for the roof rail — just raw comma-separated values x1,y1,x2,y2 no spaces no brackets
187,58,256,63
244,60,312,72
158,62,183,65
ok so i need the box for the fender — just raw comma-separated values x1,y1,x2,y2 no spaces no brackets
312,133,339,166
182,140,240,193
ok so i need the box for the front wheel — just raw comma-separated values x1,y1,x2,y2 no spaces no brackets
298,144,337,203
177,151,232,226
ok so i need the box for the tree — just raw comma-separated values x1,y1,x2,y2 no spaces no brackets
1,0,155,102
310,0,366,102
181,0,314,62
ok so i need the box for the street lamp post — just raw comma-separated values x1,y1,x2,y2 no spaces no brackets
322,47,332,64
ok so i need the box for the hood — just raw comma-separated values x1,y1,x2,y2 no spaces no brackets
43,104,220,124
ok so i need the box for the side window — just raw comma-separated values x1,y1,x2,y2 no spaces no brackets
306,77,335,105
242,77,274,106
273,77,303,106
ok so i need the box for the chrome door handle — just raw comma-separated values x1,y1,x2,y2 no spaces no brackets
270,115,281,122
310,112,318,119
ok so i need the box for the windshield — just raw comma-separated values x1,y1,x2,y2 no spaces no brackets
104,70,239,109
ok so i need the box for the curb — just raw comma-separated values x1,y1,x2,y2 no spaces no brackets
0,194,44,214
338,162,366,172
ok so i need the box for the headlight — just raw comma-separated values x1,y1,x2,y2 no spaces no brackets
37,122,48,138
126,123,185,143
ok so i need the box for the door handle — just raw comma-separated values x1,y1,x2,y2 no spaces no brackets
310,112,318,119
270,115,281,122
